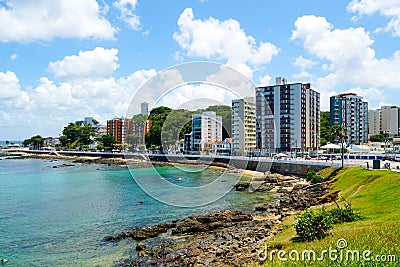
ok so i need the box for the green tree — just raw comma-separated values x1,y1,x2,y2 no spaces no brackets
5,140,9,146
22,135,45,149
59,135,68,147
62,123,81,143
369,134,385,142
100,134,118,150
331,125,348,168
79,125,96,146
132,113,148,122
61,122,97,148
161,109,192,148
146,106,172,149
320,111,330,146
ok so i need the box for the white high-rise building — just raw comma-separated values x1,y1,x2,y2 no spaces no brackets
232,97,256,156
256,77,320,153
330,93,369,144
368,109,381,137
141,102,149,115
381,106,400,137
369,106,400,137
191,111,222,152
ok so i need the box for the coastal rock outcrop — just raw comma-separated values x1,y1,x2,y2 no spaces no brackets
172,210,253,235
109,170,337,266
105,222,176,242
105,210,252,242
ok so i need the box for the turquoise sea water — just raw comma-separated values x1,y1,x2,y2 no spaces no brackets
0,158,268,266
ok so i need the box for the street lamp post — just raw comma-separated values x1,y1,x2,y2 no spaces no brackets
384,131,390,156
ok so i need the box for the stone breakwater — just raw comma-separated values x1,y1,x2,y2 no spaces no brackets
107,172,338,266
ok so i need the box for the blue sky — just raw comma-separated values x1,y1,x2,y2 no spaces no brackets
1,0,400,140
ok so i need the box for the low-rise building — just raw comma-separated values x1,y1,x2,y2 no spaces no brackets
191,111,222,152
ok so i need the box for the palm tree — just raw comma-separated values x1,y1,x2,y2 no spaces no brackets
331,125,348,168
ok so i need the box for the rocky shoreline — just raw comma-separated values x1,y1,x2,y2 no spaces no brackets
106,172,337,266
1,151,152,168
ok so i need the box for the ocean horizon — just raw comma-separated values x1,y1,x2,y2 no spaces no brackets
0,140,23,147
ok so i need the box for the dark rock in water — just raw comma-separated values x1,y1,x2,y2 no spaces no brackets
172,210,253,235
61,163,75,167
234,183,249,191
254,205,268,211
52,165,59,168
104,236,114,241
105,210,253,243
136,243,146,251
106,222,176,242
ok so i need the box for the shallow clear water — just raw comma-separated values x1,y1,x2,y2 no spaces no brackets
0,158,269,266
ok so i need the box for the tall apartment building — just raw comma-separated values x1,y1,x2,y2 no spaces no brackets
381,106,400,137
256,77,320,153
232,97,256,156
330,93,368,144
107,118,126,143
369,106,400,137
141,102,149,115
128,119,152,144
191,111,222,152
368,109,381,137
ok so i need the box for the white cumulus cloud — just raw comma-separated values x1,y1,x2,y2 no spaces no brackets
347,0,400,36
0,68,156,139
0,71,21,99
47,47,120,80
0,0,116,42
258,74,272,86
113,0,141,30
173,8,278,78
293,55,317,78
292,15,400,89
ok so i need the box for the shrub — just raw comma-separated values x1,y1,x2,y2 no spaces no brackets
306,170,317,180
330,200,361,223
311,175,324,184
306,170,324,184
294,200,361,242
294,208,333,241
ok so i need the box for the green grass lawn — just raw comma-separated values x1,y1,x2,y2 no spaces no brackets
261,167,400,267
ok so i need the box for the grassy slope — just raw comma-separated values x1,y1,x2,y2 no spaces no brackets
262,167,400,267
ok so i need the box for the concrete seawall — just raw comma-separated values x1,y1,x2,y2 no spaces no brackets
21,150,336,177
148,154,335,177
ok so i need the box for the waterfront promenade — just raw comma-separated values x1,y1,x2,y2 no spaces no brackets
13,149,400,175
